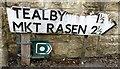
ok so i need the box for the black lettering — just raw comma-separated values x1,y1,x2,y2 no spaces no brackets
65,24,71,34
47,23,54,33
24,22,32,32
58,11,66,21
72,25,78,34
23,8,30,19
32,10,41,20
91,26,97,34
78,25,87,34
96,14,104,23
12,7,21,18
13,21,23,31
50,10,57,21
96,14,100,23
42,10,49,20
33,23,41,32
56,24,63,33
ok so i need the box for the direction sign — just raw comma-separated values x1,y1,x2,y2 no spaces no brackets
7,6,116,35
36,43,52,55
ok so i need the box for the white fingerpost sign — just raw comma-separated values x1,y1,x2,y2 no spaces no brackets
7,6,116,35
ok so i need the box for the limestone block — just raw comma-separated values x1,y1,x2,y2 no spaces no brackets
36,34,70,43
67,49,82,58
0,40,3,48
8,44,17,56
69,35,83,49
44,2,62,9
9,34,16,44
7,2,44,8
0,32,3,48
85,49,97,57
87,36,98,47
0,48,8,66
99,35,119,43
95,35,119,57
67,35,83,57
51,42,69,57
29,2,44,8
0,2,3,7
85,36,98,57
0,8,3,40
103,2,118,11
6,1,19,7
61,2,83,9
98,42,118,56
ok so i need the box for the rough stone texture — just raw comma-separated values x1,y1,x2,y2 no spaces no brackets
36,34,70,43
103,2,118,11
6,2,19,7
44,2,62,9
67,35,83,57
29,2,44,8
8,44,17,56
0,3,8,66
51,42,69,57
62,2,84,15
0,48,8,66
98,35,119,55
99,35,119,42
85,36,98,57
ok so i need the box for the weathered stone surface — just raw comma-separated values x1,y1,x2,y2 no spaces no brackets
44,2,62,9
9,33,16,44
8,44,17,56
0,4,8,66
0,6,3,48
0,7,3,28
51,42,69,57
0,48,8,66
95,35,119,57
86,49,97,57
69,35,83,49
98,43,118,55
103,2,118,11
62,2,96,15
67,49,82,58
83,2,105,13
6,2,19,7
6,0,44,7
29,2,44,8
67,35,83,57
87,36,98,47
61,2,84,9
85,36,98,57
0,40,3,48
0,32,4,48
99,35,119,42
36,34,70,43
0,2,3,7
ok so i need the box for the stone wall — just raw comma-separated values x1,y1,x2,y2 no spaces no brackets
0,1,119,66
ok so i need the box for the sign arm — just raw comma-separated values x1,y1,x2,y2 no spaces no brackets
101,20,117,35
